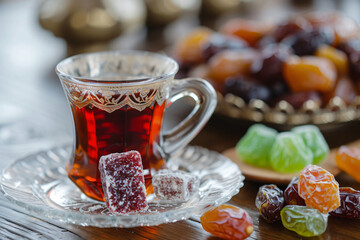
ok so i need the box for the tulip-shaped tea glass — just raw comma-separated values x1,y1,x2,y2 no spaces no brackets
56,51,217,201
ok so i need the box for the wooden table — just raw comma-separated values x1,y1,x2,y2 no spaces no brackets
1,0,360,239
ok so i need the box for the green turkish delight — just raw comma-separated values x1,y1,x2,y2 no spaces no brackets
236,124,277,168
292,125,329,164
270,132,313,173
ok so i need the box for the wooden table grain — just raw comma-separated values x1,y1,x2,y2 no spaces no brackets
1,0,360,239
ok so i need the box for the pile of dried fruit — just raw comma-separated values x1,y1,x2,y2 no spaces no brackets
199,144,360,239
255,165,360,237
174,12,360,109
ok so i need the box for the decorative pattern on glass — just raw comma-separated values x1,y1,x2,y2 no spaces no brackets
61,80,171,113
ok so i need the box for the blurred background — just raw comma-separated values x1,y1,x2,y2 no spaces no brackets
2,0,360,164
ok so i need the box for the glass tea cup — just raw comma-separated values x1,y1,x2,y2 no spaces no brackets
56,50,217,201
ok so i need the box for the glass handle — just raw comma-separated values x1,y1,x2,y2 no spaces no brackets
161,78,217,157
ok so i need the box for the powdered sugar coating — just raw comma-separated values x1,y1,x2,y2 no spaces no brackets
98,151,148,215
152,169,199,202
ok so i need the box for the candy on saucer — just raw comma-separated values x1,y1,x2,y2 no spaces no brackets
152,169,199,202
98,151,148,215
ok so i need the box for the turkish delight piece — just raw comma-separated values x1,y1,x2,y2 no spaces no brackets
292,125,329,164
152,169,200,202
98,151,148,215
236,124,278,168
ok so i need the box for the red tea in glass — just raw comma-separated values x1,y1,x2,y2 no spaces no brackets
68,99,166,201
56,51,216,201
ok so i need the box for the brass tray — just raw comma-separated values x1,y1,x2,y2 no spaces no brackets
215,92,360,127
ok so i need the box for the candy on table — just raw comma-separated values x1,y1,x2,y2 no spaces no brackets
281,27,334,56
335,146,360,182
174,27,213,64
292,125,329,165
152,169,199,202
224,76,272,103
236,124,278,168
208,49,257,84
98,151,148,215
330,187,360,219
220,18,273,46
298,165,340,214
200,204,253,240
284,177,306,206
255,184,285,223
315,45,349,75
322,76,357,105
283,56,337,93
280,205,327,237
269,132,313,173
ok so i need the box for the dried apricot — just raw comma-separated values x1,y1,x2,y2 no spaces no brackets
221,18,273,46
336,146,360,182
200,204,253,240
209,49,257,84
315,45,348,75
283,56,336,92
175,27,213,64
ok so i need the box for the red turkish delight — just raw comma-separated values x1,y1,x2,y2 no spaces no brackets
152,169,199,202
98,151,148,215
